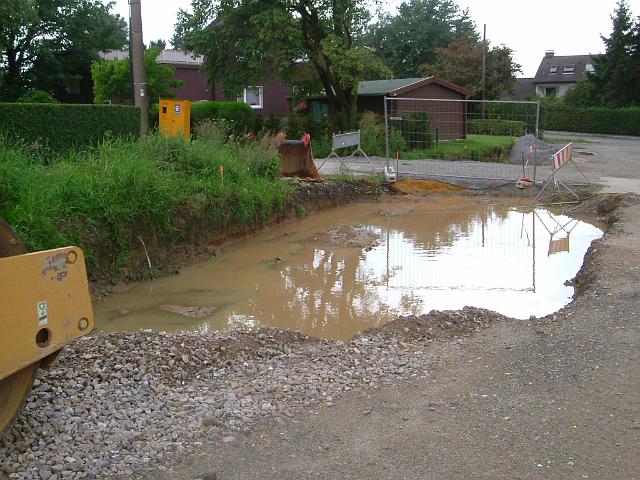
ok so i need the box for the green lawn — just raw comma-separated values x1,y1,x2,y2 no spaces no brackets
400,134,516,163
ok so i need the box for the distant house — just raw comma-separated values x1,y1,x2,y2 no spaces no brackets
97,49,291,116
532,50,594,97
308,76,471,140
500,78,536,101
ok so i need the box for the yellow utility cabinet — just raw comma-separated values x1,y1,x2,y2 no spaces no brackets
159,99,191,138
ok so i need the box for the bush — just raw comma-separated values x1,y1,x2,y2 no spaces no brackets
467,119,525,136
398,112,433,150
544,106,640,136
0,103,139,154
358,112,386,156
189,101,255,134
16,90,59,104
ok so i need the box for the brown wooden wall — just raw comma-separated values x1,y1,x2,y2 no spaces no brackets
392,83,467,140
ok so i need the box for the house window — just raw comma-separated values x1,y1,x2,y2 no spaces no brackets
545,87,557,97
549,65,558,74
586,63,595,73
238,86,263,109
563,64,576,74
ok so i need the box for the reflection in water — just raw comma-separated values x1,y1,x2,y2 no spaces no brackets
94,197,603,340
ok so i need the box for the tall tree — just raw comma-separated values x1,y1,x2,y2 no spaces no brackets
174,0,389,129
629,15,640,105
0,0,126,101
419,36,520,100
364,0,478,78
590,0,635,107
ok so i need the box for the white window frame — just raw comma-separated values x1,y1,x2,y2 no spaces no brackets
586,63,595,73
549,65,558,74
563,64,576,74
239,86,263,109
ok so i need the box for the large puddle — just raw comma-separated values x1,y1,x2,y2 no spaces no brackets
94,196,603,340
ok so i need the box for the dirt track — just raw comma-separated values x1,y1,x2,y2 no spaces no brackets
143,194,640,480
147,134,640,480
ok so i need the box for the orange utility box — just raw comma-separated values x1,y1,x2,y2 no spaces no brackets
159,99,191,138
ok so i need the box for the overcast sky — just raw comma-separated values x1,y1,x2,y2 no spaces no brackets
107,0,639,77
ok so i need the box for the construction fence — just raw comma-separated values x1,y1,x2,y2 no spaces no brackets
383,97,542,182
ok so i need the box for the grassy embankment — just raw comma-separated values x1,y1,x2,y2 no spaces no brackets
401,134,516,162
0,123,292,282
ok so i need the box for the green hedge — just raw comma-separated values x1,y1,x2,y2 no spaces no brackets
467,119,525,136
544,106,640,136
190,101,255,133
0,103,139,153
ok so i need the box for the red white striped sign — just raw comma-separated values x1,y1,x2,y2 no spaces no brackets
553,143,572,170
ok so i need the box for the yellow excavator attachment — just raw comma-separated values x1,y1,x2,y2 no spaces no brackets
0,219,93,434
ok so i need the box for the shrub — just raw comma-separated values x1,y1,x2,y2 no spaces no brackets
396,112,433,150
189,101,255,134
544,106,640,136
0,103,139,154
467,119,525,136
16,90,59,104
358,111,386,156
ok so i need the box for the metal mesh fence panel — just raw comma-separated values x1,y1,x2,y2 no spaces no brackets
384,97,541,182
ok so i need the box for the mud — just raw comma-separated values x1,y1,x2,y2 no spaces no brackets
94,196,602,341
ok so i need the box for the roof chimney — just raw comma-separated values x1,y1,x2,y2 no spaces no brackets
545,50,555,58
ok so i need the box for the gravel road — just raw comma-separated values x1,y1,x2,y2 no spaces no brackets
1,310,504,479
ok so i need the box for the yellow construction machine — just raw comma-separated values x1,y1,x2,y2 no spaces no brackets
0,218,94,434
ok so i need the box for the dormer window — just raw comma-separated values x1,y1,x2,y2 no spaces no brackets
550,65,558,74
563,64,576,74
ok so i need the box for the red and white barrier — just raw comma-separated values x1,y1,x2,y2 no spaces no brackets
553,143,572,170
535,142,590,201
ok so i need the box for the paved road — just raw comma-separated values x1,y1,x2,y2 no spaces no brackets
317,132,640,193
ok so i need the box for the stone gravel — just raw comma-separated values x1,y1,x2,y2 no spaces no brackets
0,308,504,479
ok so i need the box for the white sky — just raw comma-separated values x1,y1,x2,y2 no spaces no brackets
107,0,639,77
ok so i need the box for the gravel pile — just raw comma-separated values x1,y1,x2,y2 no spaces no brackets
1,307,504,479
509,134,559,165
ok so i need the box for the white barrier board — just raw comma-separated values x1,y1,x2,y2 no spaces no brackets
332,131,361,150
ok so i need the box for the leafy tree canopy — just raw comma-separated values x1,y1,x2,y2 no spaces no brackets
174,0,390,129
419,36,521,100
364,0,478,78
91,45,183,105
0,0,127,101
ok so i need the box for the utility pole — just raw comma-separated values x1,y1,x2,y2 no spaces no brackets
481,23,486,120
129,0,148,136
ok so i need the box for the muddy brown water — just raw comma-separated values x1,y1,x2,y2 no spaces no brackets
94,196,603,340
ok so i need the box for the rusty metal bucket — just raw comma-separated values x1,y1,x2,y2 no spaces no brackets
276,133,322,181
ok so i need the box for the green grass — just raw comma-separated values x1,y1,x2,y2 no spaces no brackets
0,127,292,281
400,134,516,162
541,136,590,144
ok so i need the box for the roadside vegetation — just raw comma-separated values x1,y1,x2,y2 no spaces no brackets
0,121,291,281
400,134,515,162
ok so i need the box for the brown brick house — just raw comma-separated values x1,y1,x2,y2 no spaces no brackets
98,49,292,116
308,76,471,140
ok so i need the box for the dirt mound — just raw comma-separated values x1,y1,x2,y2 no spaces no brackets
509,134,557,165
390,179,465,194
307,224,382,250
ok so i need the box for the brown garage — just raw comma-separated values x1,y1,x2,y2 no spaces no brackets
309,76,471,141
